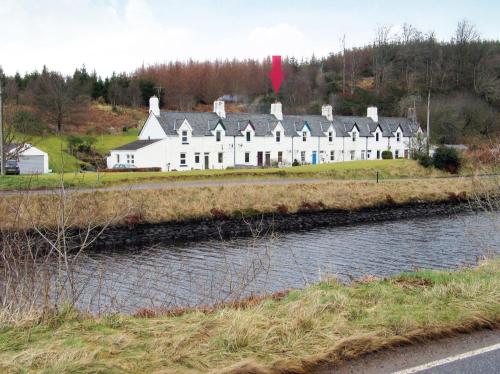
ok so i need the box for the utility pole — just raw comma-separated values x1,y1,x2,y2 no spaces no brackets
426,89,431,156
341,34,346,95
0,82,4,176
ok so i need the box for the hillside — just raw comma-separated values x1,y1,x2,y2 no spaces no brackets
6,103,146,172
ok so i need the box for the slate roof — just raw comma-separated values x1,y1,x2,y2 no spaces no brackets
113,139,161,151
378,117,420,137
151,110,420,139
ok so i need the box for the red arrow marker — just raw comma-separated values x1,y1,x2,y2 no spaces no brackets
268,55,285,95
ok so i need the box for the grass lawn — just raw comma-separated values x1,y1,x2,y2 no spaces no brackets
0,258,497,373
0,159,449,191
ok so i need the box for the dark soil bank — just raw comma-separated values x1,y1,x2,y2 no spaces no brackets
93,199,479,249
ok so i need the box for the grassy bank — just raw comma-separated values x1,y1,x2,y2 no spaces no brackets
28,129,141,173
0,160,455,191
0,176,497,231
0,258,498,373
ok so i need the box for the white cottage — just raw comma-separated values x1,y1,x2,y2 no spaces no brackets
107,97,422,171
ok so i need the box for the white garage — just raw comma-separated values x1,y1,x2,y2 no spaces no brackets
8,144,49,174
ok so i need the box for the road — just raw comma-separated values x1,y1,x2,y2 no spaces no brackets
316,329,500,374
0,174,496,196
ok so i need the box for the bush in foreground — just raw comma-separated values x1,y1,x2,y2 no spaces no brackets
382,150,393,159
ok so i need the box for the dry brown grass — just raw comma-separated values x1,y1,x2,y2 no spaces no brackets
0,177,496,231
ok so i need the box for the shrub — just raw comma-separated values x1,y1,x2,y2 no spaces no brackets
381,150,393,159
67,135,97,155
417,154,433,168
292,159,300,167
432,147,461,173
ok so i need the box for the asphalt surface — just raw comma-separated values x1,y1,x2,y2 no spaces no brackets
0,174,496,196
316,329,500,374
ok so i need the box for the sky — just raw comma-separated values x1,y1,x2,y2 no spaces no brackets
1,0,499,77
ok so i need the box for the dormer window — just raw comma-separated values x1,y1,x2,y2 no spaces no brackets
328,131,333,142
246,131,251,142
376,132,380,142
276,131,281,142
396,132,401,142
181,130,188,144
216,131,222,142
302,131,307,142
352,132,357,142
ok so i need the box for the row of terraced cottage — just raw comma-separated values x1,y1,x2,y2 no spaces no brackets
107,97,424,171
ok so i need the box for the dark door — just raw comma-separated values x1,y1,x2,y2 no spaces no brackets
257,152,263,166
265,152,271,166
204,153,209,169
404,149,409,159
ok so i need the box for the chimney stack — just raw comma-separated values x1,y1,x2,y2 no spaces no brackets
367,106,378,123
149,96,160,116
270,102,283,120
213,100,226,118
321,104,333,121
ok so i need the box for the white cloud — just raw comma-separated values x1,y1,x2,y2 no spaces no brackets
248,23,308,57
0,0,194,76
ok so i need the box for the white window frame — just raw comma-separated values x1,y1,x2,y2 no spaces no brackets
276,131,281,143
396,132,401,142
216,131,222,142
218,152,223,163
116,154,120,163
180,152,187,166
352,132,357,142
244,152,250,163
126,154,135,164
376,132,380,142
395,150,399,158
300,151,306,163
330,150,335,161
195,153,200,163
328,132,333,142
367,150,372,159
377,150,381,159
246,131,251,142
350,150,355,160
361,150,365,160
277,151,283,163
302,131,307,142
181,130,189,144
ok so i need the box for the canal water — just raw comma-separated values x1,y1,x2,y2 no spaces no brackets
69,211,499,313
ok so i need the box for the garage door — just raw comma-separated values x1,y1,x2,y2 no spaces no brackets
18,155,44,174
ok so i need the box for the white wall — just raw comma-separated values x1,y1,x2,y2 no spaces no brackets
11,145,49,174
138,113,167,140
107,140,168,170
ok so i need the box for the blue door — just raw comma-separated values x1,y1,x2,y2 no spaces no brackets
312,151,317,165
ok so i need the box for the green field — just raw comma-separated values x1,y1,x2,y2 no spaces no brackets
0,159,448,191
29,129,140,172
0,258,497,373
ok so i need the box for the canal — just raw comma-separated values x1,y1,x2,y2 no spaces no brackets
66,211,499,313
